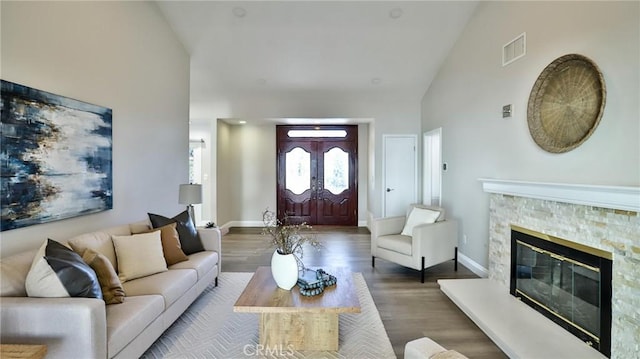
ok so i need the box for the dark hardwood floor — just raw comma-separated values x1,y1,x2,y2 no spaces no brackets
221,226,507,359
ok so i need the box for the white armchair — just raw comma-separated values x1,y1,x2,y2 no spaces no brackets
371,204,458,282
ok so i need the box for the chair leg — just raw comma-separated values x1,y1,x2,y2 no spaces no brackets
372,256,375,267
421,256,425,283
215,277,218,287
454,246,458,271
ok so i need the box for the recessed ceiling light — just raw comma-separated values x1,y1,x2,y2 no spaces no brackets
238,120,247,125
389,8,403,19
233,7,247,18
371,78,382,85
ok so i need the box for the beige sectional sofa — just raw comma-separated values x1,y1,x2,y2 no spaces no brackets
0,220,221,359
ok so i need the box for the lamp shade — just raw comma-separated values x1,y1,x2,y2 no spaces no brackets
179,184,202,205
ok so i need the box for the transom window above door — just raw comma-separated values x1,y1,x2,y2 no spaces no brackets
287,129,347,138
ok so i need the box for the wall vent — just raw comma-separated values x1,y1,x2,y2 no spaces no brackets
503,32,526,66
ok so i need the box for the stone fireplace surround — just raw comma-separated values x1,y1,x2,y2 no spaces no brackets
439,179,639,359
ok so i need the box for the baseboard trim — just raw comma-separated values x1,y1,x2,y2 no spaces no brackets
221,220,369,230
458,252,488,278
219,221,263,230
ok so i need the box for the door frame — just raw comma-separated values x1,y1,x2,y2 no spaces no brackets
423,127,442,207
276,125,358,225
381,134,418,217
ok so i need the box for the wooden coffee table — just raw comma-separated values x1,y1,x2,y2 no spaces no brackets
233,266,361,351
0,344,47,359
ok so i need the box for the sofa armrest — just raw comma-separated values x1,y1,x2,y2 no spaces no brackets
372,216,406,238
198,227,222,253
0,297,107,359
412,220,458,266
371,216,406,254
405,337,448,359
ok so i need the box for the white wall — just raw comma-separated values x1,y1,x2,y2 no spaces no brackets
421,1,640,269
190,121,216,224
357,124,369,226
225,123,277,225
216,121,232,227
1,2,190,256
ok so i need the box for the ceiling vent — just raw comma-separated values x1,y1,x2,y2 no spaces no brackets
503,33,526,66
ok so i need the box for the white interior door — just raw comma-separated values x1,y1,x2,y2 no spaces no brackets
383,135,417,217
423,128,442,206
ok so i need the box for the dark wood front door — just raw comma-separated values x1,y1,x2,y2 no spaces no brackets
276,125,357,226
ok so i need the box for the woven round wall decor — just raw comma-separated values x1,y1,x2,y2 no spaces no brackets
527,54,606,153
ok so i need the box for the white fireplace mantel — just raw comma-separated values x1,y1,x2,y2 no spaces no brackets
478,178,640,212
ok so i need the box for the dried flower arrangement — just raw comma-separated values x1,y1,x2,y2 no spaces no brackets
262,209,321,262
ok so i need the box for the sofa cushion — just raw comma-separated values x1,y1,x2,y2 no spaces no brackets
406,205,446,222
68,231,119,271
129,220,151,234
148,211,204,255
25,239,102,299
170,251,219,280
377,235,412,256
401,207,441,236
112,232,168,282
122,269,197,308
0,250,36,297
106,294,164,357
82,249,125,304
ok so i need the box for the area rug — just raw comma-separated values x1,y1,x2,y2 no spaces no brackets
141,272,396,359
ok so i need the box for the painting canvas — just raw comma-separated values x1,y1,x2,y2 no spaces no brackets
1,80,112,231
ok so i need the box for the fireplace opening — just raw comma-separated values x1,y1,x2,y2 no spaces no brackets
510,225,612,357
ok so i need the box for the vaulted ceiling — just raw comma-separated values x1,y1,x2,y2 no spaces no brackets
156,1,479,122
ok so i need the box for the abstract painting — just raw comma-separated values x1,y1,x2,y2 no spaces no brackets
1,80,112,231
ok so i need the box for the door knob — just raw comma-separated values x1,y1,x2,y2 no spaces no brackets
386,188,394,192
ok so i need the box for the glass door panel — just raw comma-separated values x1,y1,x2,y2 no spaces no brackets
285,147,311,195
323,147,349,195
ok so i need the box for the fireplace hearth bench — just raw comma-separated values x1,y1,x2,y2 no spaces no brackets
438,278,606,358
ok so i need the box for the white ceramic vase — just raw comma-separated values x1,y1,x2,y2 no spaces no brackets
270,250,299,290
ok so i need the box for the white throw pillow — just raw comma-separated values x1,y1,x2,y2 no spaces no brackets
401,207,441,236
112,231,167,282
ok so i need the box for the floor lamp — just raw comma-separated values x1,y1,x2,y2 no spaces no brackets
179,183,202,226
